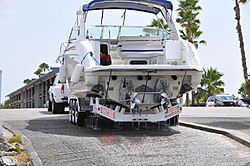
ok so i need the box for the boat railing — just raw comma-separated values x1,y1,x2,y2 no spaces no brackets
85,25,171,41
59,42,68,55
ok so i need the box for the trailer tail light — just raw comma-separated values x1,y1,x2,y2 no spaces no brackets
60,85,65,93
180,107,182,111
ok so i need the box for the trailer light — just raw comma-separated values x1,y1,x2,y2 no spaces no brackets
144,119,148,120
180,107,182,111
98,108,101,111
133,119,136,121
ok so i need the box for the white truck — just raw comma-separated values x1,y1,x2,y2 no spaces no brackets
56,0,202,129
48,73,68,114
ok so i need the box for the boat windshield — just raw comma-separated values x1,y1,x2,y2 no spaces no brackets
85,26,170,40
85,9,168,27
81,8,178,40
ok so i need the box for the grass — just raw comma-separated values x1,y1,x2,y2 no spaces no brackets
7,134,33,166
12,151,33,166
7,134,22,144
15,145,22,152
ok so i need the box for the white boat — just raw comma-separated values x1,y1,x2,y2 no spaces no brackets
57,0,202,128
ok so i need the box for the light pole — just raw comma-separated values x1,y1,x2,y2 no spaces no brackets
0,70,2,104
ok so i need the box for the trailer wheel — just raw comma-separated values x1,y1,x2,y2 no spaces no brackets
69,100,73,123
169,115,179,126
73,101,78,125
72,100,77,124
74,101,85,126
77,113,85,126
71,100,77,125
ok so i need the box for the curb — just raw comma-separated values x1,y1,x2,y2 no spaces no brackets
179,121,250,148
2,123,44,166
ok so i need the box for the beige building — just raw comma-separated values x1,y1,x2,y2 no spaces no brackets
6,67,59,108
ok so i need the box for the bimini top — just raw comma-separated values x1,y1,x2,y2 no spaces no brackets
82,0,173,14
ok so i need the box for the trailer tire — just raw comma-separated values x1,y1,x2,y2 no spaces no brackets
72,101,77,125
169,115,179,126
74,101,81,126
76,113,85,126
69,100,73,123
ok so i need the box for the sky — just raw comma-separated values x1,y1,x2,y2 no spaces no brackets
0,0,249,103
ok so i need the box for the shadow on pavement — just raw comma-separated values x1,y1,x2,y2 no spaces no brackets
24,118,181,138
39,111,69,115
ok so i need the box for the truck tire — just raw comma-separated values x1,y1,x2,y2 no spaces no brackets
58,103,65,114
48,100,52,112
52,98,59,114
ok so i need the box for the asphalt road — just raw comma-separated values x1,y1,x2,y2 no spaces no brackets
180,107,250,136
1,108,250,166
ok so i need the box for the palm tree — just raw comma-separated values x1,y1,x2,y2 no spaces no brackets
193,67,225,104
34,68,42,77
144,18,169,36
34,62,50,77
176,0,206,105
147,18,168,29
176,0,206,49
193,87,207,104
238,80,250,98
179,24,206,49
199,67,225,99
23,79,32,84
234,0,248,81
39,62,50,72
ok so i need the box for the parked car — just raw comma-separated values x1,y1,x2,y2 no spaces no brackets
206,94,238,107
237,99,249,107
48,73,68,114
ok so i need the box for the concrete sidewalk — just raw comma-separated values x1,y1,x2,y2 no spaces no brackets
2,125,14,138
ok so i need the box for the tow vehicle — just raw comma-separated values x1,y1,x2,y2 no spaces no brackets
48,73,68,114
